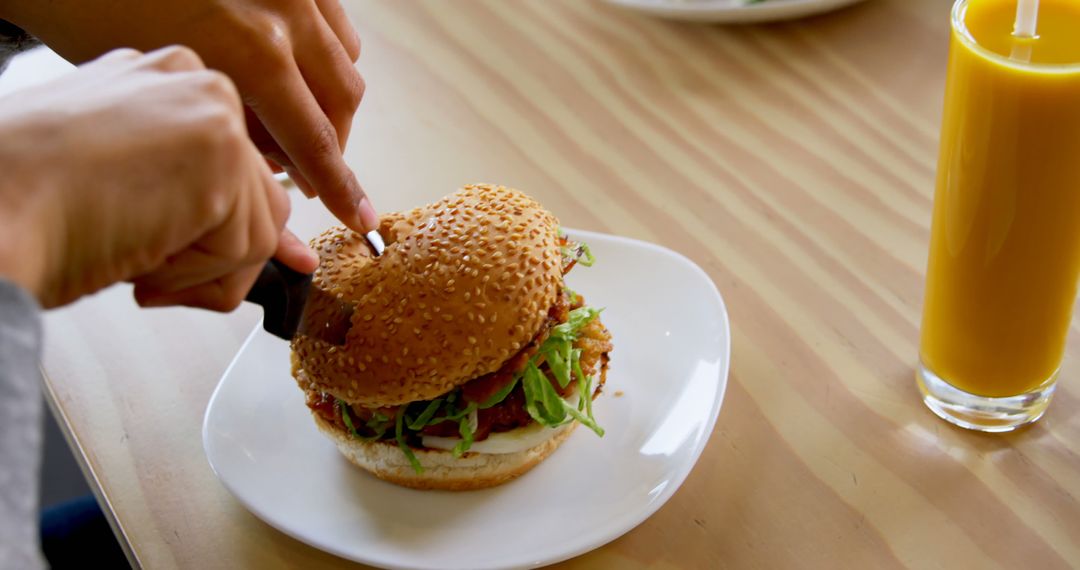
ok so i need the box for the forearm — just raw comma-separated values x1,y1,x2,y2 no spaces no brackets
0,111,53,300
0,0,37,34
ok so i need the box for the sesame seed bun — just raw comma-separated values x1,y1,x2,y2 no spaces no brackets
291,184,564,407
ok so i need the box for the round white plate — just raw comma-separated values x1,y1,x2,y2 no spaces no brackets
604,0,869,23
203,229,731,570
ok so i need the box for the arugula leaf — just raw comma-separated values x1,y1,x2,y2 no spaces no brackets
550,307,601,341
522,361,570,426
563,285,581,306
573,349,587,412
428,400,475,425
452,407,477,457
546,338,572,389
365,417,390,440
576,242,595,267
563,341,574,386
395,406,423,474
562,398,604,436
538,372,567,424
522,363,543,423
572,351,598,426
561,238,596,269
338,399,392,441
407,398,443,430
338,399,363,439
480,375,519,409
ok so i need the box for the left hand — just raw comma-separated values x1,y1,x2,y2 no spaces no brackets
0,47,317,310
1,0,379,235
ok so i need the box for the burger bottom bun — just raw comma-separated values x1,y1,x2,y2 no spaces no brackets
313,414,577,491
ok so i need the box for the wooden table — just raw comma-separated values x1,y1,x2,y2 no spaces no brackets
25,0,1080,567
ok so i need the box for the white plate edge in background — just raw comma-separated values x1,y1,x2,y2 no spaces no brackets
604,0,869,23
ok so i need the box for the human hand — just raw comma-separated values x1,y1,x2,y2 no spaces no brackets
0,0,377,234
0,47,317,310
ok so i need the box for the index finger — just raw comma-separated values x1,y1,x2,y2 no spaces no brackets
246,60,378,234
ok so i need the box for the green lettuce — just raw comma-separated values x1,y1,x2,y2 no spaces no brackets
452,408,477,458
337,399,391,440
338,399,363,438
519,307,605,436
406,398,443,431
479,375,519,409
559,228,595,269
395,406,423,474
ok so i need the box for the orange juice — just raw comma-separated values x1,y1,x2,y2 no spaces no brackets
921,0,1080,398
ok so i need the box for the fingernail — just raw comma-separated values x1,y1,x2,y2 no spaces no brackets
358,196,379,233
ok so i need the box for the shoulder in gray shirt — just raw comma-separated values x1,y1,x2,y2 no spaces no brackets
0,279,45,570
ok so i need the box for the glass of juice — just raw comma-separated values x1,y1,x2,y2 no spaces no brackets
919,0,1080,431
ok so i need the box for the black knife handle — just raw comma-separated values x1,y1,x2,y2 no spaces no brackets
245,259,313,341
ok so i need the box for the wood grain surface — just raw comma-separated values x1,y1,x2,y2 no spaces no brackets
31,0,1080,568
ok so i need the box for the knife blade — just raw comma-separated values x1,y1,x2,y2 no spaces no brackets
249,172,384,343
245,231,383,344
242,258,341,344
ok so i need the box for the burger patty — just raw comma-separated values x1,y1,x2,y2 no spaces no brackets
462,319,611,441
457,287,571,406
422,313,612,440
304,289,613,444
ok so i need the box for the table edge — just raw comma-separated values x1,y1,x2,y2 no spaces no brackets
40,365,143,570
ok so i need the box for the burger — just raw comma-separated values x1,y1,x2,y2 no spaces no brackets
290,184,613,490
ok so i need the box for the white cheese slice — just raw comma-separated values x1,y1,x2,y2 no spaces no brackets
421,391,583,455
421,421,570,455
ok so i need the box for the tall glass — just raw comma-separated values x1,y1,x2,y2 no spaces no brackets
919,0,1080,431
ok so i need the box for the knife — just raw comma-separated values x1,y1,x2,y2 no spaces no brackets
245,230,384,344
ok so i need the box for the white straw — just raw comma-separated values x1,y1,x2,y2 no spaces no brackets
1013,0,1040,38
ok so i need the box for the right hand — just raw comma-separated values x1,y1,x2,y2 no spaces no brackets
0,46,317,310
1,0,377,234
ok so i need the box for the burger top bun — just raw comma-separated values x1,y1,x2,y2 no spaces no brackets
291,184,564,407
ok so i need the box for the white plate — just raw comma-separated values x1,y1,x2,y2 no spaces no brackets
203,229,730,570
604,0,869,23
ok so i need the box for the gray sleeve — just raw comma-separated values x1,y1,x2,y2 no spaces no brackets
0,279,45,570
0,20,41,75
